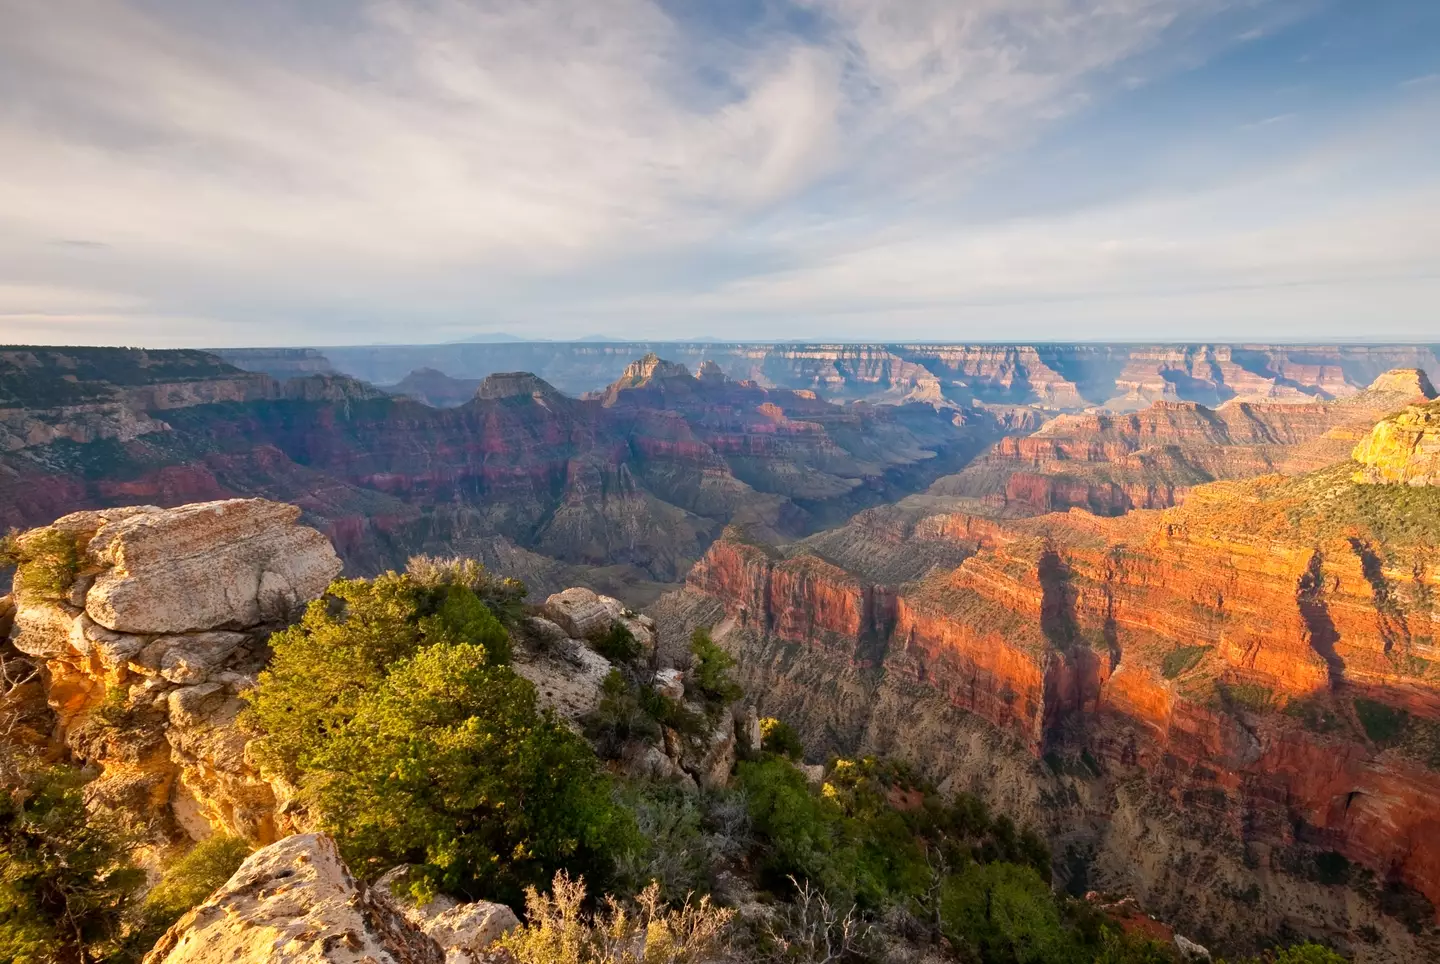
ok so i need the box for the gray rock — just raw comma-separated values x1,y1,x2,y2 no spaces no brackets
654,667,685,701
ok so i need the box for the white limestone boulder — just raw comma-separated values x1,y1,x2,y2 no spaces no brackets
143,833,443,964
82,499,342,634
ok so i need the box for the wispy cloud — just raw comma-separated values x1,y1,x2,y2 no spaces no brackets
0,0,1433,345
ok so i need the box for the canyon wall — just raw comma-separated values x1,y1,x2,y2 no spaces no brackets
653,422,1440,961
929,371,1436,516
290,342,1440,407
2,349,994,603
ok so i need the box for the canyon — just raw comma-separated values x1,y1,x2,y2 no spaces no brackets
7,343,1440,960
930,370,1437,516
219,342,1440,409
1,348,993,604
653,400,1440,962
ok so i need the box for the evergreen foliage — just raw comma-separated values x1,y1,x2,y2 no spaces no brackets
0,762,144,964
689,628,742,704
245,564,633,906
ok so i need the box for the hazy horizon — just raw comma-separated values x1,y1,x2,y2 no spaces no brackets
1,0,1437,348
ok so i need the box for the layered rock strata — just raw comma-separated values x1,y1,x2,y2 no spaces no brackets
655,453,1440,961
1,350,993,599
932,371,1437,516
1353,400,1440,486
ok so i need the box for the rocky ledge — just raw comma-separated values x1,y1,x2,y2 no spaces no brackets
8,499,342,842
144,832,519,964
1353,400,1440,486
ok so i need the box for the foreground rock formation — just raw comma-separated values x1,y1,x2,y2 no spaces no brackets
144,834,447,964
655,439,1440,961
7,499,342,843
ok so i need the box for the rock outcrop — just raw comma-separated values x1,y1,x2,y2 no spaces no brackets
511,587,751,793
8,499,342,843
374,868,519,964
655,443,1440,961
144,834,445,964
1353,400,1440,486
932,371,1437,517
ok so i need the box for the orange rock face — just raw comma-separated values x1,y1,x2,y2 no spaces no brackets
935,374,1436,517
682,463,1440,920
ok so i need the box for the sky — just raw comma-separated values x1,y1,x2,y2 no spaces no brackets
0,0,1437,347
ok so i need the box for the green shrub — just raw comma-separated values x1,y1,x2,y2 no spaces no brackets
1354,696,1407,746
304,641,634,905
737,757,842,896
245,571,510,780
939,861,1077,964
638,682,711,738
129,835,252,950
593,622,642,663
0,761,145,964
1220,681,1274,714
584,670,661,759
1161,645,1208,679
689,628,742,704
760,718,805,761
11,528,82,601
405,555,527,625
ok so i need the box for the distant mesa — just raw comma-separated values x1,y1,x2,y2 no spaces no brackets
619,352,693,386
599,353,696,405
475,371,561,400
388,367,484,407
697,360,728,383
1364,367,1437,400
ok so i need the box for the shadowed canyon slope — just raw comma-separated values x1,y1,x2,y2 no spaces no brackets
0,347,995,603
653,402,1440,961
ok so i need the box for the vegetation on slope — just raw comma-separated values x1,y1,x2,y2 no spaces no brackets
1,558,1355,963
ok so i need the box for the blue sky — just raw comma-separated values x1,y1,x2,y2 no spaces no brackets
0,0,1436,346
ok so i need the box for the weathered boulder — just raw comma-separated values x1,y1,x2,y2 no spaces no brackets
1353,400,1440,486
543,587,655,651
80,500,341,633
654,667,685,701
7,499,339,845
374,867,519,964
144,833,443,964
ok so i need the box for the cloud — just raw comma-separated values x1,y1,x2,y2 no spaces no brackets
0,0,1432,345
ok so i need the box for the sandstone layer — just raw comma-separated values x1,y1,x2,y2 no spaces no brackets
654,453,1440,962
1353,400,1440,486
